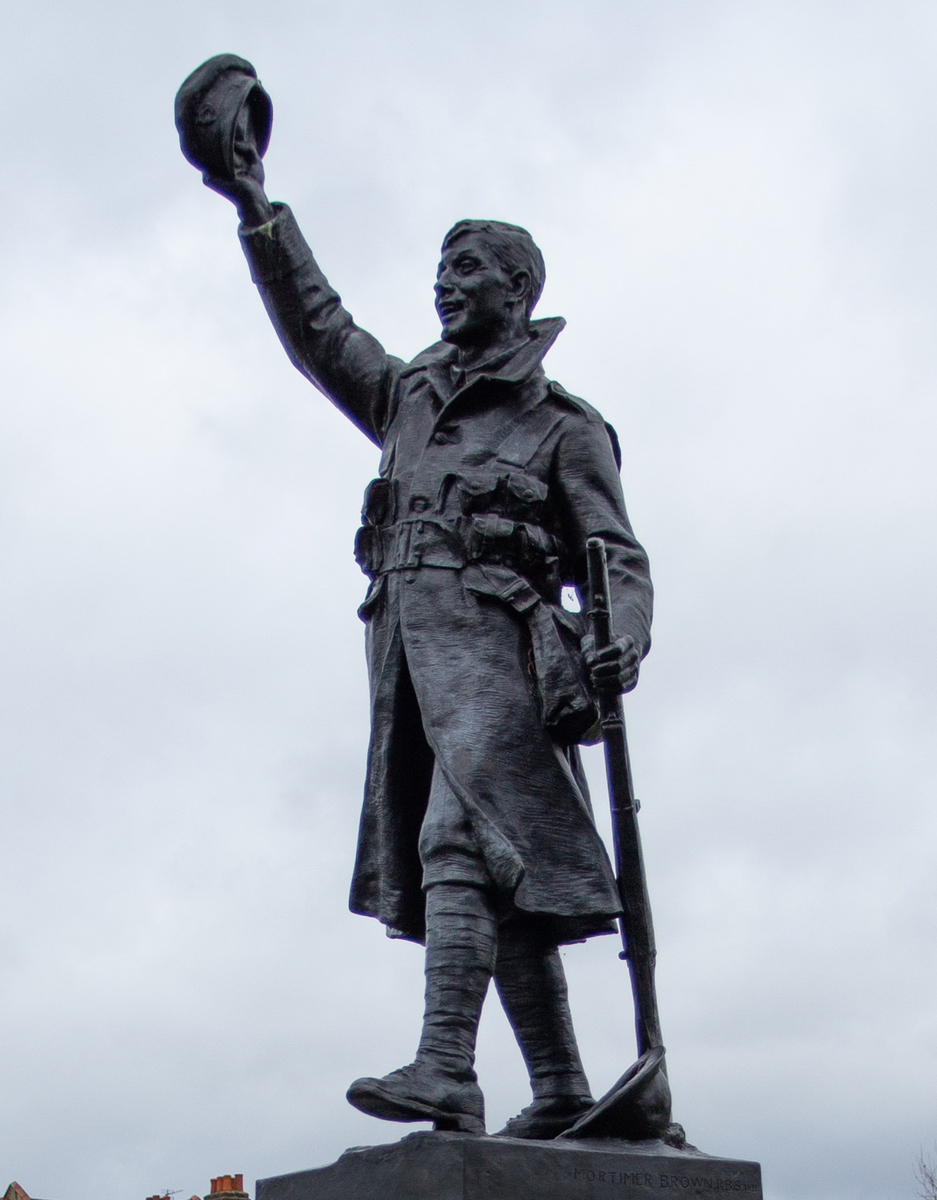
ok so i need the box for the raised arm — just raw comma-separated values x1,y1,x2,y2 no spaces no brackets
180,65,401,445
237,200,402,446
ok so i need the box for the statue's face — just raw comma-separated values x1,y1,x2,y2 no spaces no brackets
434,233,527,348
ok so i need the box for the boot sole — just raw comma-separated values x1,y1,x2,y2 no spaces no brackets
347,1078,485,1136
494,1104,594,1140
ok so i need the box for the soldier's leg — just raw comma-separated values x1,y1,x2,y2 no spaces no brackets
415,882,497,1078
493,919,594,1138
346,882,495,1134
346,769,495,1134
414,770,497,1083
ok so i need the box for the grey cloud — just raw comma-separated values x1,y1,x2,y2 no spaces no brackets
1,3,936,1199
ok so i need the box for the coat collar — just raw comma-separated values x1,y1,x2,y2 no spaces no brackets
461,315,566,386
409,317,566,408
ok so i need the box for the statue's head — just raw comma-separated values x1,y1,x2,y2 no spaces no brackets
435,220,545,349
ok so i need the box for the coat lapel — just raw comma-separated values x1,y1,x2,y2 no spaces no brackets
429,316,566,427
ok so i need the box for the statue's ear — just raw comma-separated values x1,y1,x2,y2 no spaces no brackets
510,269,532,306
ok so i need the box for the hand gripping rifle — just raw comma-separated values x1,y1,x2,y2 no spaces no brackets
562,537,680,1144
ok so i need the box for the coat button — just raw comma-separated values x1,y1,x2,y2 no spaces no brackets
405,573,416,584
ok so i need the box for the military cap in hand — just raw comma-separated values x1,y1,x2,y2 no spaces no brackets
175,53,272,191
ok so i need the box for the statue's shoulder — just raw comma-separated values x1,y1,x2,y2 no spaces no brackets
399,340,452,378
546,381,621,469
546,379,604,422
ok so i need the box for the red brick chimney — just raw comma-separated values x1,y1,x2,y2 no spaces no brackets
206,1176,248,1200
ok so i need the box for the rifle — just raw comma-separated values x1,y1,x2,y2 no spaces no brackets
562,536,676,1142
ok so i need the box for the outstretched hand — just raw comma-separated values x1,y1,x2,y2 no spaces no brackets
581,633,640,698
207,104,275,228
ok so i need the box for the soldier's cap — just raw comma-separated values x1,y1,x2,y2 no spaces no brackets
175,54,272,184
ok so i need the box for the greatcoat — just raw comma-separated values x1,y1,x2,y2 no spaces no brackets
240,205,654,945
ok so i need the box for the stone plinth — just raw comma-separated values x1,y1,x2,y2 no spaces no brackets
256,1131,762,1200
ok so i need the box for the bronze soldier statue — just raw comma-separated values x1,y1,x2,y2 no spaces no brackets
177,56,655,1141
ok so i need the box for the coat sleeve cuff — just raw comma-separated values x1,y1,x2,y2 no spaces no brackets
238,202,310,285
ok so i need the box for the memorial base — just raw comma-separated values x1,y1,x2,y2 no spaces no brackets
257,1131,762,1200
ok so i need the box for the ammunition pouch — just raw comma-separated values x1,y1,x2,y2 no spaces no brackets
354,514,562,594
357,471,562,584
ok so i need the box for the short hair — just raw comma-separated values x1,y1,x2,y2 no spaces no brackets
441,219,546,317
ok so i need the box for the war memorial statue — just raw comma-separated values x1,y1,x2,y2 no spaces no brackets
176,54,762,1200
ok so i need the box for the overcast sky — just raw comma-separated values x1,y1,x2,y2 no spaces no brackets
1,3,936,1198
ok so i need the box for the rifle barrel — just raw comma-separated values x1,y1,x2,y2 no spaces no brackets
586,537,663,1056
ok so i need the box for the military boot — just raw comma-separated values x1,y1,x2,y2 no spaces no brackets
493,923,594,1139
347,882,495,1136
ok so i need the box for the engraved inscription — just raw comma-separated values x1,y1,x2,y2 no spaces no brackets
573,1168,656,1187
570,1165,759,1192
658,1176,759,1192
